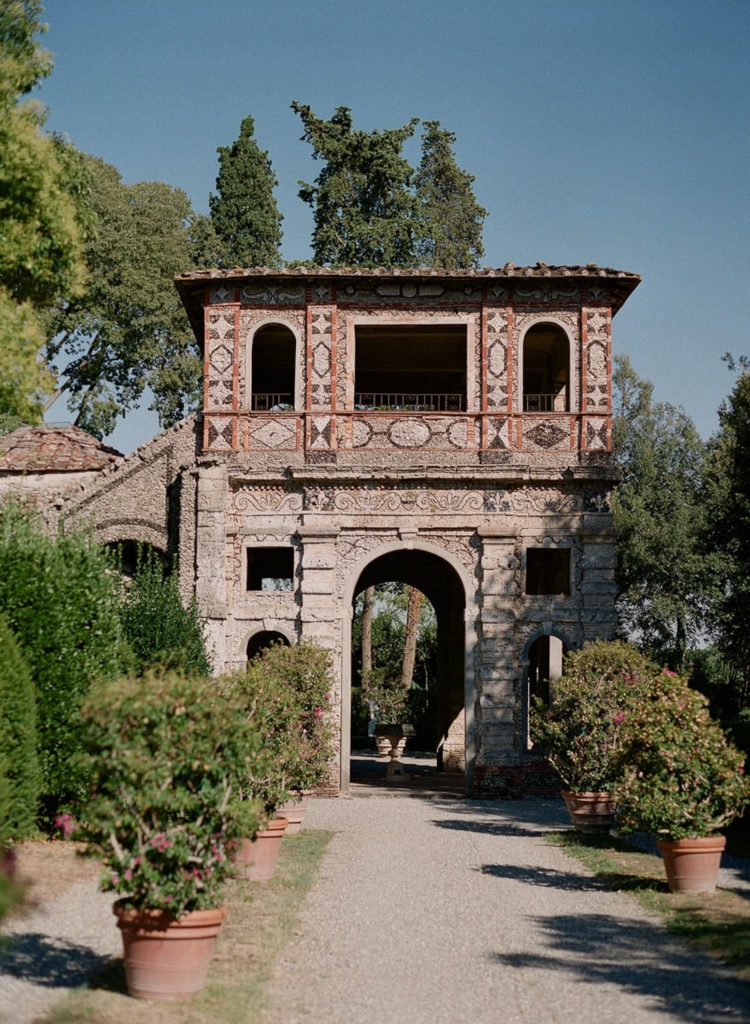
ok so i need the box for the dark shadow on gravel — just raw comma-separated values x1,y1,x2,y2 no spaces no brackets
479,859,666,893
0,932,114,988
430,797,570,837
490,912,750,1023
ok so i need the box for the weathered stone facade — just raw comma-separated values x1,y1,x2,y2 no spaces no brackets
61,265,640,797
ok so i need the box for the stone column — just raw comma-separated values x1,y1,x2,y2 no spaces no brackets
298,525,342,791
476,526,519,765
195,463,229,672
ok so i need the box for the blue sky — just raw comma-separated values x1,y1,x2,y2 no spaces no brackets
36,0,749,453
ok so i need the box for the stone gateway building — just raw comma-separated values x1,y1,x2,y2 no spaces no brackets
60,265,640,797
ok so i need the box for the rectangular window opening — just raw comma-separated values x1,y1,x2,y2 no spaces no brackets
247,547,294,591
525,548,571,596
354,324,467,411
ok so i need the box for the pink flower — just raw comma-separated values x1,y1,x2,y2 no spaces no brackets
55,813,75,839
612,712,625,726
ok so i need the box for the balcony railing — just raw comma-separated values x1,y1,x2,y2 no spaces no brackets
251,393,294,411
523,393,567,413
354,392,465,412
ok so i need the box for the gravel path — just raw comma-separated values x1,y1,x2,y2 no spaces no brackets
265,796,750,1024
0,877,119,1024
2,795,750,1024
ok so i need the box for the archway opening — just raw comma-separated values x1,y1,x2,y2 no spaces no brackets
349,548,466,789
247,630,290,662
527,634,568,746
522,323,570,412
251,324,296,410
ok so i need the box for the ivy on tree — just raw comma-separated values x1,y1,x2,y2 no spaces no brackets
209,115,283,268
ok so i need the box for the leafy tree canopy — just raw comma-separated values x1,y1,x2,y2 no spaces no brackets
40,153,204,437
612,354,710,667
702,356,750,710
292,102,420,267
0,2,86,422
209,115,283,268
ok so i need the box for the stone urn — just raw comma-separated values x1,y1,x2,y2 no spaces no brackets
374,724,415,781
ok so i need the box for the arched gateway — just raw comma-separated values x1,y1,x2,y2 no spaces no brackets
60,265,640,797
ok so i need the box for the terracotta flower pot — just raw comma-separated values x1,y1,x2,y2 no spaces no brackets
113,901,226,1000
657,835,726,894
233,816,288,881
279,791,311,835
561,790,617,834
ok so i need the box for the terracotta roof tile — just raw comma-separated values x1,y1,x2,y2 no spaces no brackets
0,425,123,473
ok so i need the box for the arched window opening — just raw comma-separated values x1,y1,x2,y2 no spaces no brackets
528,635,565,709
522,323,569,413
105,540,167,580
251,324,296,410
247,631,290,663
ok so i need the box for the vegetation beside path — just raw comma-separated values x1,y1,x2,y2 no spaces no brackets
32,829,332,1024
550,831,750,981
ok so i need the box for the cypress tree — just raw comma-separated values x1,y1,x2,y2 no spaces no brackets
414,121,487,269
209,115,283,268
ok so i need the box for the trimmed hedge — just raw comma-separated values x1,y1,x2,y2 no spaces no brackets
0,611,40,841
0,502,126,818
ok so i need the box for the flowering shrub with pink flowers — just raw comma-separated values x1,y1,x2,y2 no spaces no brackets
614,671,750,840
224,641,335,809
65,670,266,914
530,641,664,792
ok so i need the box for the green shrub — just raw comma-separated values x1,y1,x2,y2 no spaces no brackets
120,547,211,676
0,611,40,841
0,501,126,817
224,641,336,811
69,670,266,914
615,670,750,840
530,640,661,792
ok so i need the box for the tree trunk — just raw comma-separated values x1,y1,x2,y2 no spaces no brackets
401,586,423,689
361,586,375,676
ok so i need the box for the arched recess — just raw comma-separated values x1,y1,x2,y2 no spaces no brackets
104,538,167,578
247,321,300,411
246,628,292,663
341,541,474,794
520,322,572,413
524,629,574,748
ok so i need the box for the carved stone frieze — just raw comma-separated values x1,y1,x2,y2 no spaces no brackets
233,487,304,514
240,283,306,304
484,486,584,515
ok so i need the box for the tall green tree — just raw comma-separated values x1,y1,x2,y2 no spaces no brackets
41,153,204,436
413,121,486,269
292,102,419,266
612,355,709,667
0,2,86,421
208,115,283,268
703,358,750,711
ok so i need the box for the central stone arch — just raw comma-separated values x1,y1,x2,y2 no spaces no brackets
339,541,473,794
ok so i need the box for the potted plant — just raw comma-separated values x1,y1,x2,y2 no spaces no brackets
614,668,750,893
530,641,658,833
360,669,415,775
249,642,336,832
66,669,265,1000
